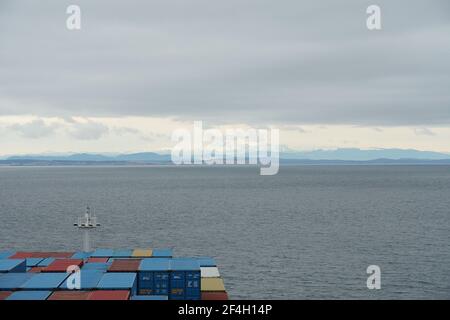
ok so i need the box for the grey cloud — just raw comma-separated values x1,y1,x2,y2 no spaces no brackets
68,121,109,140
0,0,449,125
281,125,308,133
112,126,170,143
8,119,58,138
112,126,141,136
414,127,436,136
140,132,171,143
61,116,77,124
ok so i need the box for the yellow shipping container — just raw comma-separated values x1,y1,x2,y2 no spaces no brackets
132,249,153,257
201,278,225,291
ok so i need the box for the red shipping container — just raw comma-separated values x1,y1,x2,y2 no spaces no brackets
9,252,35,259
87,257,109,263
201,291,229,300
87,290,130,300
42,252,75,258
48,291,91,300
10,252,74,259
108,259,141,272
0,291,13,300
28,267,44,273
42,259,84,272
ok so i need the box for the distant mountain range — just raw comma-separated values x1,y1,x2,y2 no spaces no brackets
280,148,450,161
1,149,450,166
3,152,171,162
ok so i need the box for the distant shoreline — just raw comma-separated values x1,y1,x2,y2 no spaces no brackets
1,159,450,167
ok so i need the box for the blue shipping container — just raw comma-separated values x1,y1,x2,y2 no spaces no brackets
111,249,133,257
38,258,55,267
138,271,170,296
170,270,185,299
138,258,170,296
0,273,34,290
152,249,173,258
7,290,51,300
169,258,201,300
131,295,168,300
154,271,170,295
97,272,137,295
0,251,15,259
195,257,216,267
26,258,44,267
0,259,26,273
139,258,171,271
60,270,104,290
91,249,114,257
71,251,93,259
21,273,69,290
185,272,201,299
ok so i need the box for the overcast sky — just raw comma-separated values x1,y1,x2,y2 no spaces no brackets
0,0,449,155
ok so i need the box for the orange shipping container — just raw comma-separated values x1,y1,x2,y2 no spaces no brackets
10,252,74,259
108,259,141,272
0,291,13,300
42,259,84,272
48,291,91,300
87,257,109,263
201,291,229,300
87,290,130,300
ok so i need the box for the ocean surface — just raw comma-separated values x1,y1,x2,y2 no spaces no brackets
0,165,449,299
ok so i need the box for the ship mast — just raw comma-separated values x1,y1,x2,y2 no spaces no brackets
74,206,100,252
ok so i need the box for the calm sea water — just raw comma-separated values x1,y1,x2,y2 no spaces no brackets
0,165,449,299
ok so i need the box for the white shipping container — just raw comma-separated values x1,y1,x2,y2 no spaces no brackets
201,267,220,278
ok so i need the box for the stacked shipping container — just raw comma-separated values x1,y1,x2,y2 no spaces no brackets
42,259,84,272
0,259,27,273
138,258,170,296
108,259,141,272
0,249,228,300
169,258,201,300
198,259,228,300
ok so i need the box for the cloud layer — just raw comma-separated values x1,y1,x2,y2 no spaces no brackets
0,0,449,126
